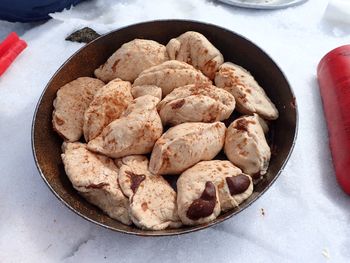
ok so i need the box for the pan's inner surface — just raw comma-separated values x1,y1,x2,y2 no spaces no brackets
32,20,297,236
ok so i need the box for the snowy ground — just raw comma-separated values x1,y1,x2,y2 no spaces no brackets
0,0,350,262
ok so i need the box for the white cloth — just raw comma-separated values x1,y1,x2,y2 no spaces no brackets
324,0,350,24
1,0,350,262
322,0,350,36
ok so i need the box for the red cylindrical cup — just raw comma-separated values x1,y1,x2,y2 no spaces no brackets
317,45,350,195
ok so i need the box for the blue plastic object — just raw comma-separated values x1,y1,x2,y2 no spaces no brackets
0,0,85,22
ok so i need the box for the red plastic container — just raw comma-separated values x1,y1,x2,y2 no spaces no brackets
318,45,350,195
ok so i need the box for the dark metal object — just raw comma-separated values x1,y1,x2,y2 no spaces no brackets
66,27,101,44
32,20,298,236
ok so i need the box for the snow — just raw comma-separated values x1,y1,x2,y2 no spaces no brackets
1,0,350,262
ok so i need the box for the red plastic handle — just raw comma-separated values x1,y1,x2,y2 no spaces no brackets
0,32,20,57
317,45,350,195
0,32,27,77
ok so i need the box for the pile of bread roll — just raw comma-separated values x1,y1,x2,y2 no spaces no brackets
53,31,278,230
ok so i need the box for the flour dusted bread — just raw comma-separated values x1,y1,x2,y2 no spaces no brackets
115,155,152,198
52,77,104,142
166,31,224,79
177,167,221,225
131,85,162,100
87,95,163,158
133,60,210,97
61,142,131,225
224,114,271,177
116,155,182,230
130,175,182,230
94,39,168,82
149,122,226,175
158,83,235,126
83,78,133,141
215,62,278,120
177,160,253,225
